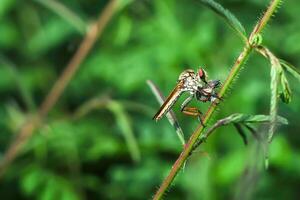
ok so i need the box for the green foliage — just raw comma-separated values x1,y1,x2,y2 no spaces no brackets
33,0,87,34
21,165,80,200
1,0,300,199
279,72,292,104
280,59,300,82
26,17,76,56
0,0,16,19
107,100,141,162
197,0,247,41
194,113,288,150
212,113,288,125
269,52,280,142
256,46,293,142
0,20,20,48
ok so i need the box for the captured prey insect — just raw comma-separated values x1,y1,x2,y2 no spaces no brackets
153,67,221,126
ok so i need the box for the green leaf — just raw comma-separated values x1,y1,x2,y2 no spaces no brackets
233,123,248,145
5,103,27,132
256,50,293,104
107,101,141,162
33,0,87,34
249,33,263,46
196,113,287,169
269,55,280,142
21,166,44,195
279,72,292,104
73,95,110,119
195,113,288,152
280,59,300,82
255,46,287,142
0,56,35,110
114,16,132,46
0,0,16,19
221,113,288,125
26,17,75,56
117,0,134,11
146,80,185,146
197,0,247,42
243,124,260,141
255,46,292,167
0,19,19,48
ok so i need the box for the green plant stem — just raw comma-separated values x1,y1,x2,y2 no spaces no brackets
153,0,282,199
153,45,252,200
249,0,282,41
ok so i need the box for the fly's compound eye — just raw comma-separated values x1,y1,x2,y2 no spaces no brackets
198,68,208,84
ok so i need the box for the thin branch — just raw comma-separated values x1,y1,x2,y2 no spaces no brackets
39,0,118,117
153,0,282,199
153,44,252,200
0,0,118,177
249,0,282,41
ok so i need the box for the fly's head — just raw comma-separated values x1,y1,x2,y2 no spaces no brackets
197,80,221,102
196,69,221,103
201,79,221,96
207,80,221,89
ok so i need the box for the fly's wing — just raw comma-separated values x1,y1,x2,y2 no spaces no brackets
153,80,185,121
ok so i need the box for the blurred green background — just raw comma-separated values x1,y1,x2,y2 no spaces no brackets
1,0,300,199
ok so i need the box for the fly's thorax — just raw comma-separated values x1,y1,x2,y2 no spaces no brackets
178,69,195,81
178,68,208,93
183,76,198,91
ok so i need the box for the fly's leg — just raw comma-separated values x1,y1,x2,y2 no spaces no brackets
213,93,222,101
181,107,205,127
180,95,193,110
181,95,202,122
211,93,223,104
181,95,205,126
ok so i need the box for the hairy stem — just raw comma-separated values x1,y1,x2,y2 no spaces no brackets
153,45,251,200
153,0,282,199
249,0,282,41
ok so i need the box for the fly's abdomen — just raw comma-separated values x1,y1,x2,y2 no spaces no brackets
153,84,184,121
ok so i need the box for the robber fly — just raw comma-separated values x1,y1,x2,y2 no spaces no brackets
153,67,221,125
